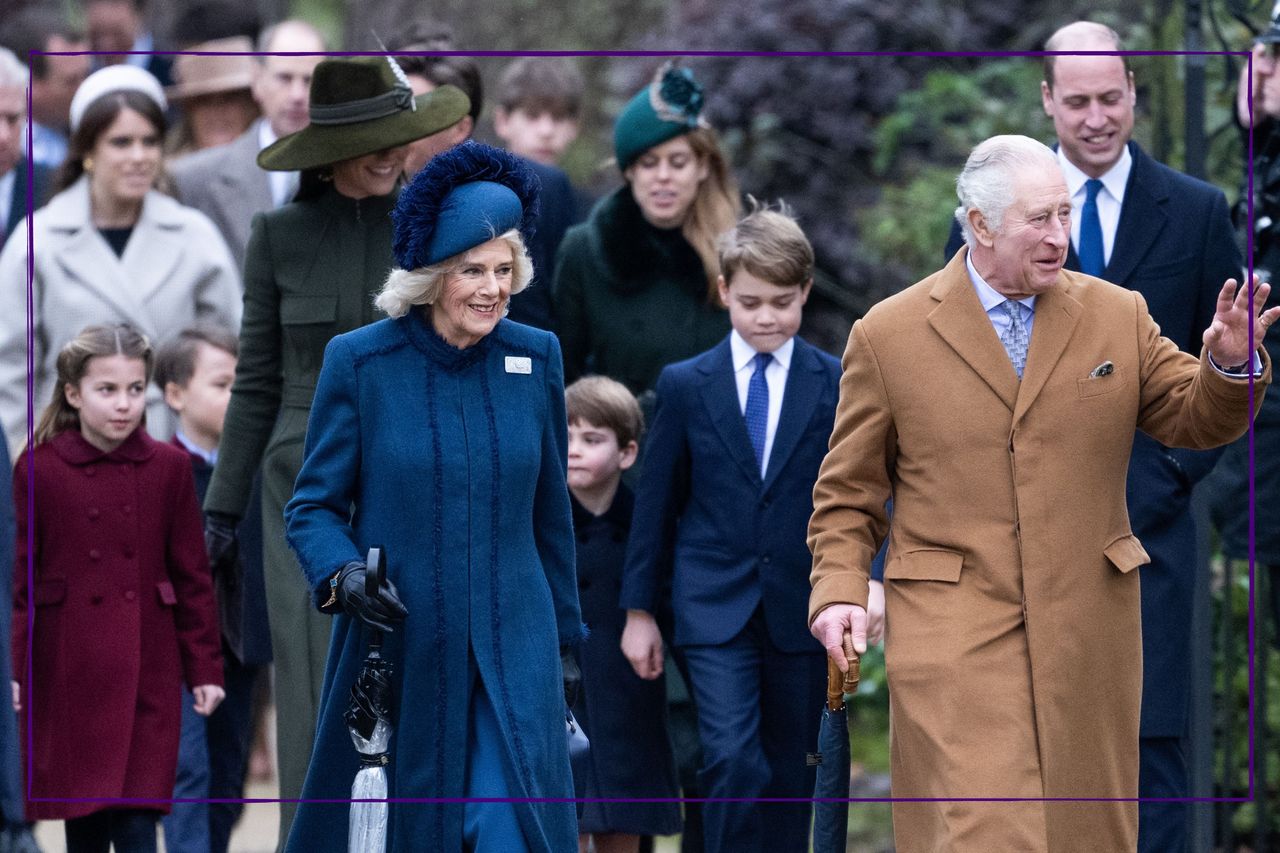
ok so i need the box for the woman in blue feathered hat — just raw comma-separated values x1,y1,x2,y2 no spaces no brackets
283,140,583,852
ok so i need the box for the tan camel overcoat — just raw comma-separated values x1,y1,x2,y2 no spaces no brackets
808,249,1269,852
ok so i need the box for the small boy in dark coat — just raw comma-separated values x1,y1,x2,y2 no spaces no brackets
620,203,838,853
566,376,681,852
156,325,270,853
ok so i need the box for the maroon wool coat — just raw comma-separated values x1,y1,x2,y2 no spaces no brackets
11,428,222,819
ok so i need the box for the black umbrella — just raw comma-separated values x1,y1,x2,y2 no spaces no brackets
344,546,394,852
811,631,861,853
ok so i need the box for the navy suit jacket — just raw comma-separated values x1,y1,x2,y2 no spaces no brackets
946,141,1242,736
3,159,51,248
507,159,579,334
620,335,841,653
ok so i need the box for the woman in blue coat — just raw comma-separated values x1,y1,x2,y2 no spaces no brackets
284,141,583,852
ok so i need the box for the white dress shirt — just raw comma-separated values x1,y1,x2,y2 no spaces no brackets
1058,145,1132,269
730,329,793,477
259,121,298,207
0,170,12,237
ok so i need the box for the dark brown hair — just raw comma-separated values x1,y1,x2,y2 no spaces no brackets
496,58,584,120
33,323,153,446
153,324,238,392
54,89,166,193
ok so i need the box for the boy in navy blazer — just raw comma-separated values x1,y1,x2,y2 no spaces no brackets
620,203,839,853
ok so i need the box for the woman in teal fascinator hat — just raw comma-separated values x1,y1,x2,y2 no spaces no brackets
555,61,742,398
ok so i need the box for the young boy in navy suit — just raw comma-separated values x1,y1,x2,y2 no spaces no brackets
620,203,839,853
156,326,270,853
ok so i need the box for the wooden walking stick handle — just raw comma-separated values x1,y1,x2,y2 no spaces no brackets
826,630,861,711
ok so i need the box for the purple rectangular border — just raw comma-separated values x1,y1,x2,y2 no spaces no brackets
17,47,1260,810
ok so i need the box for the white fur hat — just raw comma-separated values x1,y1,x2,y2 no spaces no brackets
69,65,167,132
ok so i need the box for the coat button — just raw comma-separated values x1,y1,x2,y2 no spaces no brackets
90,594,103,605
87,508,100,519
88,549,100,561
761,554,771,565
579,579,591,590
123,590,136,602
123,545,135,558
122,505,132,515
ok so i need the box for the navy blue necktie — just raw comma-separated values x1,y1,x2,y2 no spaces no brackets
745,352,772,473
1078,178,1105,277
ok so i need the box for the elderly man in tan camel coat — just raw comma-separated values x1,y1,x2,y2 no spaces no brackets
808,134,1277,852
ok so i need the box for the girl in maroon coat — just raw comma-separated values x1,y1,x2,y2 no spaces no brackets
10,324,223,853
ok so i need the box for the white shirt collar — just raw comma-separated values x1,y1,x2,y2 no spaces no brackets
730,329,794,372
965,249,1036,313
258,118,280,150
0,170,14,230
1057,144,1131,206
174,429,216,466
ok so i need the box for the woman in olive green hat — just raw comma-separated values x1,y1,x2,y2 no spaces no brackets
200,55,469,848
555,61,741,397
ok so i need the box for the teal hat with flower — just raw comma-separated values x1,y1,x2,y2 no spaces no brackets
613,61,707,171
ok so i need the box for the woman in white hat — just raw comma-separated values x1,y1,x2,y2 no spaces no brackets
0,64,242,454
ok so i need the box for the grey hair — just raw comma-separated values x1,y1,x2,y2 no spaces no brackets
954,135,1059,248
375,228,534,318
0,48,29,90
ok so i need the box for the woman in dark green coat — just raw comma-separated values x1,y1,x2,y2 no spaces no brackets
555,63,741,397
200,57,469,848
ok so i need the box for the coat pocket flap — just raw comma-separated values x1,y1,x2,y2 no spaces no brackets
33,578,66,605
279,294,338,325
1104,534,1150,574
884,548,964,582
156,581,178,606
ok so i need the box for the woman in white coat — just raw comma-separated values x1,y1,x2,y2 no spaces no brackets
0,66,240,454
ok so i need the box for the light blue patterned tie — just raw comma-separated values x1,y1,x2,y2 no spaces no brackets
745,352,772,472
1000,300,1029,379
1078,178,1105,277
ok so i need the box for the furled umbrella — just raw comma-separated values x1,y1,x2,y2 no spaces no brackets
345,546,394,853
811,631,861,853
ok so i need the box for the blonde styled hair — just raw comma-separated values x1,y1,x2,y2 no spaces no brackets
375,229,534,318
682,127,741,303
33,323,153,447
718,198,813,288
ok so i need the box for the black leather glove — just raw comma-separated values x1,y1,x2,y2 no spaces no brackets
335,561,408,632
561,646,581,708
203,511,239,572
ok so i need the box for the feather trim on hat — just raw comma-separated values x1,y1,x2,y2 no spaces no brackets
393,141,541,271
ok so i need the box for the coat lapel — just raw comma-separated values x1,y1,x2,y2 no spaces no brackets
927,250,1019,412
1103,144,1166,287
762,338,822,492
46,180,157,337
122,192,187,307
1012,277,1083,424
697,339,761,486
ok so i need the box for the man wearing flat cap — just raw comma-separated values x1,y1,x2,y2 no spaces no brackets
809,134,1276,852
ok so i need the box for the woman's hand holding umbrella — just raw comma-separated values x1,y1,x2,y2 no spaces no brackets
334,561,409,632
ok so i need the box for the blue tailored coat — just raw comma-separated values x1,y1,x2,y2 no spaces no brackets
284,314,583,853
946,141,1240,738
620,335,841,653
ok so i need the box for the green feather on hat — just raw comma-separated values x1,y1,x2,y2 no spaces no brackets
613,61,709,171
